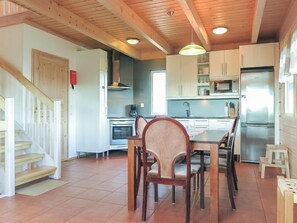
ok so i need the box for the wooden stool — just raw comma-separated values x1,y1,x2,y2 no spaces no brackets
277,176,297,223
259,144,290,179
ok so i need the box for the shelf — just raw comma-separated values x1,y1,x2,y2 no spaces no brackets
197,83,209,87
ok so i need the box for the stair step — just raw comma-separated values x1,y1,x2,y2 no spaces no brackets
0,141,32,153
15,166,57,186
0,153,44,166
0,129,22,139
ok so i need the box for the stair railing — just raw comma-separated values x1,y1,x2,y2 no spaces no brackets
0,96,15,197
0,58,61,180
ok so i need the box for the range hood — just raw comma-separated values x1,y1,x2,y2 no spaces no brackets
108,51,131,90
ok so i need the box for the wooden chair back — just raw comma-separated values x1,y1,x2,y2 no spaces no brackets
135,115,147,137
142,117,190,181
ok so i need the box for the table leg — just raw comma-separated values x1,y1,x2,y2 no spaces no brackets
210,144,219,223
128,139,136,211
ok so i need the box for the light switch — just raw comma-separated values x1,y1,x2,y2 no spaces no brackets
140,103,144,108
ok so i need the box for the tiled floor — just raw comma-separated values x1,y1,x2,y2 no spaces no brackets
0,151,296,223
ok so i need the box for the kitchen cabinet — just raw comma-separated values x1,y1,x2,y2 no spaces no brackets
208,119,234,130
166,55,197,98
209,49,239,80
239,43,279,68
75,49,109,155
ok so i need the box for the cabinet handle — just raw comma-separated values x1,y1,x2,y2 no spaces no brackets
222,64,224,75
181,85,183,96
225,64,227,75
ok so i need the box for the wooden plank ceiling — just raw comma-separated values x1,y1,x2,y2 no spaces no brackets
0,0,293,60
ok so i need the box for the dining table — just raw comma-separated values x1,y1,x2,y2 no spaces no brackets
127,129,228,223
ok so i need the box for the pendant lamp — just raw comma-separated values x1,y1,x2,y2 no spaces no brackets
179,29,206,56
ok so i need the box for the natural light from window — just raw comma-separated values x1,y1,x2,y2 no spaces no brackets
151,70,166,115
285,75,294,115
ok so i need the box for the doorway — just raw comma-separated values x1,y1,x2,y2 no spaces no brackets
32,49,68,160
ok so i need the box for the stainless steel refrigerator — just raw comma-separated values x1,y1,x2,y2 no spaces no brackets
240,67,275,162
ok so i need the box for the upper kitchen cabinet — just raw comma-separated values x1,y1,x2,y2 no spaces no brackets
239,43,279,68
166,55,197,98
209,49,239,80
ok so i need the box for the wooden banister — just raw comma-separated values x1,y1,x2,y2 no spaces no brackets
0,58,54,110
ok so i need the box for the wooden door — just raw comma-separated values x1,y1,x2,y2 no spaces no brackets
32,49,68,160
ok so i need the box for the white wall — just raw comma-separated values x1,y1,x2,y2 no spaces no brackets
0,24,89,159
0,24,25,124
22,24,85,158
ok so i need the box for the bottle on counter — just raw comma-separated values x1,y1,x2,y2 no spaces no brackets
224,102,229,117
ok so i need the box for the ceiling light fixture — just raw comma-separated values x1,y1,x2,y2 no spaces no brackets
212,27,228,35
179,29,206,56
126,38,139,45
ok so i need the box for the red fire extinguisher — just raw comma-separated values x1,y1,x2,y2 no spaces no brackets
70,70,77,89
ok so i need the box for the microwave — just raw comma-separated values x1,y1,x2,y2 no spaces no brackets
210,80,239,94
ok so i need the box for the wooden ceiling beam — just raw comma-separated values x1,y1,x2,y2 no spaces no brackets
10,0,141,59
251,0,266,43
96,0,173,55
177,0,211,51
0,11,36,28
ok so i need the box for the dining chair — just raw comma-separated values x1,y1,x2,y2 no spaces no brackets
141,117,201,223
134,115,149,197
191,116,239,209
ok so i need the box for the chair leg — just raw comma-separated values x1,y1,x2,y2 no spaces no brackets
261,163,266,178
154,184,158,202
142,179,148,221
172,186,176,203
227,166,236,209
200,151,205,209
231,160,238,190
135,148,142,197
186,183,190,223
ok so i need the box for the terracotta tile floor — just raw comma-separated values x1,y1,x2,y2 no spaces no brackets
0,151,296,223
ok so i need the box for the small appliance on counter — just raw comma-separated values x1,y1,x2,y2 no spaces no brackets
129,104,138,117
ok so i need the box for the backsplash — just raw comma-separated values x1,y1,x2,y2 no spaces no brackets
167,99,239,117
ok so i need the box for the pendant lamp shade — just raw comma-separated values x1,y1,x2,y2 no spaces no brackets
179,29,206,55
179,44,206,55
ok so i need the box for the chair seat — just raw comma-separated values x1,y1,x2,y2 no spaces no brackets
149,162,200,178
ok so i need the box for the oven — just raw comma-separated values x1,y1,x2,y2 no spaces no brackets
110,119,135,146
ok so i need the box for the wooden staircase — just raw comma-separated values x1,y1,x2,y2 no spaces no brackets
0,131,57,187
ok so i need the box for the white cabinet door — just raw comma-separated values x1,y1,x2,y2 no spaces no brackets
76,49,109,154
166,55,197,98
166,55,181,98
239,43,277,68
210,49,239,80
225,49,239,78
180,55,198,97
209,51,225,79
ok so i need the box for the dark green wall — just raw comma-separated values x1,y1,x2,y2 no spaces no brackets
133,59,166,116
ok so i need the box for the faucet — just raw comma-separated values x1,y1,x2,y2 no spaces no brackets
183,101,190,117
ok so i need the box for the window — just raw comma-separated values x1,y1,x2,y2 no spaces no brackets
151,70,167,115
284,75,294,115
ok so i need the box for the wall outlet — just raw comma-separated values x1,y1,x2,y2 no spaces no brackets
140,103,144,108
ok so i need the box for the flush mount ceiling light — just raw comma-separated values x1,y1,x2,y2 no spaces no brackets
179,29,206,56
126,38,139,45
212,27,228,35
